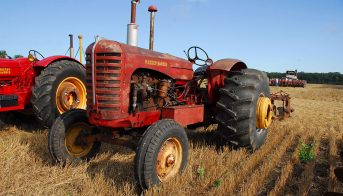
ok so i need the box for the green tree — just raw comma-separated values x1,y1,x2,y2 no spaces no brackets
14,54,23,59
0,50,7,58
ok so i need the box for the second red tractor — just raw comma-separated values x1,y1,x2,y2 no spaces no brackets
0,50,86,127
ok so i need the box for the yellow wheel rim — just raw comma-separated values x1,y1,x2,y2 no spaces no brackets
156,138,183,181
256,96,273,129
65,122,94,158
56,77,87,114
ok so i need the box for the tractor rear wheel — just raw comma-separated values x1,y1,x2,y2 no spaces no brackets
32,60,87,127
215,69,272,151
134,119,188,190
48,109,101,163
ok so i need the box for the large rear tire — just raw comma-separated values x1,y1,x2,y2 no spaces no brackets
48,109,101,163
215,69,272,150
134,119,188,190
32,60,87,127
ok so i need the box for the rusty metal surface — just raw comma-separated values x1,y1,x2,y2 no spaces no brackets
206,59,247,104
161,105,204,126
86,39,194,123
148,5,158,12
148,5,158,51
130,0,140,24
81,132,138,150
209,59,247,71
270,91,294,119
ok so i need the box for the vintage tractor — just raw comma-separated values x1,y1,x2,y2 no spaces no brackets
0,36,86,127
48,1,273,189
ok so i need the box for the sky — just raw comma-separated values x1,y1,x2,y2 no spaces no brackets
0,0,342,73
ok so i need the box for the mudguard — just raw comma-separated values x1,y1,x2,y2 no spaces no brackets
206,58,247,104
33,55,83,68
208,58,247,71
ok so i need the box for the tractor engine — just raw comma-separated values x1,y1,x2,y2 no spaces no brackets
130,71,176,113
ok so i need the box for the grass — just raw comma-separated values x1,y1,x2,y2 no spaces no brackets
299,141,315,163
1,84,343,195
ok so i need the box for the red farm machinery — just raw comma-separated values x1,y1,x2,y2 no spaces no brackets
269,70,307,87
48,1,274,189
0,35,87,127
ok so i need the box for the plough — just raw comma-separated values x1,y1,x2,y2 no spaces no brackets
270,91,294,119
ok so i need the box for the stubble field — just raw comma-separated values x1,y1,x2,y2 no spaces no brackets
0,84,343,195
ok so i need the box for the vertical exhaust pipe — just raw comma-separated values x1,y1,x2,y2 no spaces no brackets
148,5,158,51
127,0,140,46
69,34,74,58
78,34,83,64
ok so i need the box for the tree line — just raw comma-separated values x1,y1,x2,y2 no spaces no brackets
0,50,23,59
267,72,343,85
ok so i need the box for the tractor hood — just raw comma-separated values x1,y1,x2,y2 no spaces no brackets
86,39,194,81
0,58,32,79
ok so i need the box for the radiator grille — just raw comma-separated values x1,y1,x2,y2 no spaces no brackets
86,52,122,113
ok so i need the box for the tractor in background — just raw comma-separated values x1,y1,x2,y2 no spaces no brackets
48,1,273,190
269,70,307,87
0,35,86,127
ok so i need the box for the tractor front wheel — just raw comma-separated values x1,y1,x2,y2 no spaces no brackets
48,109,101,163
32,60,87,127
216,68,272,151
134,119,188,190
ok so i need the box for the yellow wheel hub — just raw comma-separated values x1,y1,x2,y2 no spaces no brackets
65,122,93,158
256,96,273,129
56,77,86,114
156,138,183,181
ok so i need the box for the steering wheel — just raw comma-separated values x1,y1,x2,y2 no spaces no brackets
29,50,45,60
186,46,213,67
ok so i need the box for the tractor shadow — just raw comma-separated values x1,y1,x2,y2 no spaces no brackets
0,111,41,132
18,134,137,165
86,143,140,193
18,130,52,164
186,124,232,151
18,132,141,192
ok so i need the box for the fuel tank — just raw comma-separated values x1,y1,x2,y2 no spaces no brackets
85,39,193,121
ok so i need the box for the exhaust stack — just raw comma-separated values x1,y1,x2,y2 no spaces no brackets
69,34,74,58
127,0,140,46
148,5,158,51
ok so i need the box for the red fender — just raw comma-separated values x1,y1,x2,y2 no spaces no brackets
206,58,247,104
33,55,83,68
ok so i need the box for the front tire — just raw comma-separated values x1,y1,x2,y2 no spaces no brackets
32,60,87,127
216,69,272,150
48,109,101,163
134,119,188,190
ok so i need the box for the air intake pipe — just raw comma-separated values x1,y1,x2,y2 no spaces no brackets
148,5,158,51
127,0,140,46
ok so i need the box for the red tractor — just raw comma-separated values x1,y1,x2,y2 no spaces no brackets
0,49,87,127
48,1,273,189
